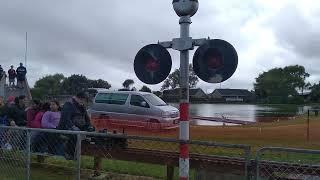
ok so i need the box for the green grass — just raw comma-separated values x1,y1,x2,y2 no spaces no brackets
1,157,197,180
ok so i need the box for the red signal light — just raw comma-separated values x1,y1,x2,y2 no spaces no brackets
205,48,223,69
145,58,160,72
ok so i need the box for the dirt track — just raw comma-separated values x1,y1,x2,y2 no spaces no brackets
115,116,320,150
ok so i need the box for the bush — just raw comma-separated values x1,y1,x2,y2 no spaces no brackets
288,96,304,104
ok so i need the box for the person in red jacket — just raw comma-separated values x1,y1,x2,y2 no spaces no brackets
26,99,41,128
30,103,50,128
8,65,16,87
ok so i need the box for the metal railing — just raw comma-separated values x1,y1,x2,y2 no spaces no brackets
255,147,320,180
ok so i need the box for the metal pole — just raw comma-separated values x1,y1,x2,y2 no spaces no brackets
307,109,310,142
179,16,191,180
76,133,82,180
25,32,27,68
244,147,251,180
26,130,31,180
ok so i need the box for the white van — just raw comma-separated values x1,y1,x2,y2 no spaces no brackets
88,91,179,125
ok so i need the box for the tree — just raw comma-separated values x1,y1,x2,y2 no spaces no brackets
140,85,152,92
254,65,309,103
283,65,310,94
31,74,113,98
122,79,134,89
88,79,111,89
61,74,89,95
31,74,65,99
309,82,320,102
161,64,199,90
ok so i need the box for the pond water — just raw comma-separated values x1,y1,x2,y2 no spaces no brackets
170,103,310,125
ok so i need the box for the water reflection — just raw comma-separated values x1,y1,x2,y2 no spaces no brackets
170,103,309,124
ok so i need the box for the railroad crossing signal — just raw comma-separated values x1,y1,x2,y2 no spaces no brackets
134,38,238,85
193,39,238,83
134,44,172,85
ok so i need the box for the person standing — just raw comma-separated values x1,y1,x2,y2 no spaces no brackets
0,66,6,97
0,65,4,81
0,96,7,125
8,65,16,87
30,103,50,129
26,99,41,128
7,95,27,126
41,101,62,155
41,101,61,129
16,63,27,89
57,92,94,159
6,95,27,150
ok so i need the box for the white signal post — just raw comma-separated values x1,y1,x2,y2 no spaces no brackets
136,2,238,178
159,1,205,179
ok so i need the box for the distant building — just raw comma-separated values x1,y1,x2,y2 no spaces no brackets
162,88,207,102
210,89,254,102
190,88,207,99
298,91,311,101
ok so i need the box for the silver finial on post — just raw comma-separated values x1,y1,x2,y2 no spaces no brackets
172,0,199,17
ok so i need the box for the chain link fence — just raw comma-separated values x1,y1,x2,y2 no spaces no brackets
0,127,27,180
256,147,320,180
1,126,320,180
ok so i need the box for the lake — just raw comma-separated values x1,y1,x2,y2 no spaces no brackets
170,103,310,126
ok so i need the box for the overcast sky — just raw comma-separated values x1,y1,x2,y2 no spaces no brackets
0,0,319,92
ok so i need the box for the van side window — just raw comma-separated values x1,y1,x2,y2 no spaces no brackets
95,93,129,105
130,95,149,108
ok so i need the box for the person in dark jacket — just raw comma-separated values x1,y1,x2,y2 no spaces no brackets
8,65,16,87
8,95,27,126
0,96,7,125
16,63,27,89
0,65,4,81
57,92,94,159
58,92,92,131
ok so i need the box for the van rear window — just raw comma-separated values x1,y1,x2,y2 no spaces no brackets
95,93,128,105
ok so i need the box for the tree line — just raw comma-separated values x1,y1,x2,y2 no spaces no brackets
31,64,200,99
31,64,320,104
30,74,154,99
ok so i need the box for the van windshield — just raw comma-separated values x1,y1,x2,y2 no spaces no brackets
143,94,167,106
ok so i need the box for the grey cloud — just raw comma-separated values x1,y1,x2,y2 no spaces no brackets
270,5,320,59
0,0,319,92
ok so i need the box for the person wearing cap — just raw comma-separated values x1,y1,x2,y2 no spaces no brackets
8,65,16,87
57,91,94,159
16,63,27,89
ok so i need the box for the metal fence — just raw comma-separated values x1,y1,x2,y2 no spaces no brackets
256,147,320,180
1,126,320,180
